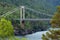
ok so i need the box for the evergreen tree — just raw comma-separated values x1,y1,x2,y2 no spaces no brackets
42,6,60,40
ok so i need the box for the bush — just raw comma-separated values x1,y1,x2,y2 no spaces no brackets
8,37,27,40
0,18,14,38
8,37,20,40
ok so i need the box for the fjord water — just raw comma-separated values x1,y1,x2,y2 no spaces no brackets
17,31,47,40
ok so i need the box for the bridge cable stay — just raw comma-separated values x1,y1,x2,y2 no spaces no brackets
25,7,53,17
0,7,19,18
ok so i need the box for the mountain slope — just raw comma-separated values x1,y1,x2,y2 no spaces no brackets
0,0,60,15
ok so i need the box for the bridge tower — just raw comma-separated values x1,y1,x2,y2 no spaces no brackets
20,6,25,29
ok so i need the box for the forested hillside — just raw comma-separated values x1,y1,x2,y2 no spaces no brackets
0,0,60,14
0,0,60,35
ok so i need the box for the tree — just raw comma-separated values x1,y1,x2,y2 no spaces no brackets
0,18,14,40
42,6,60,40
0,18,27,40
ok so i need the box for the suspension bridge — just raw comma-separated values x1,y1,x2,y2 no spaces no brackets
0,6,53,21
0,6,54,28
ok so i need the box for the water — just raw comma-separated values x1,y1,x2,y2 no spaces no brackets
17,31,47,40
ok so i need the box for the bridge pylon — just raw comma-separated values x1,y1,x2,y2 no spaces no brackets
20,6,25,29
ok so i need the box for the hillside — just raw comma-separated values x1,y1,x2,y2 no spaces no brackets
0,0,60,15
0,0,60,35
